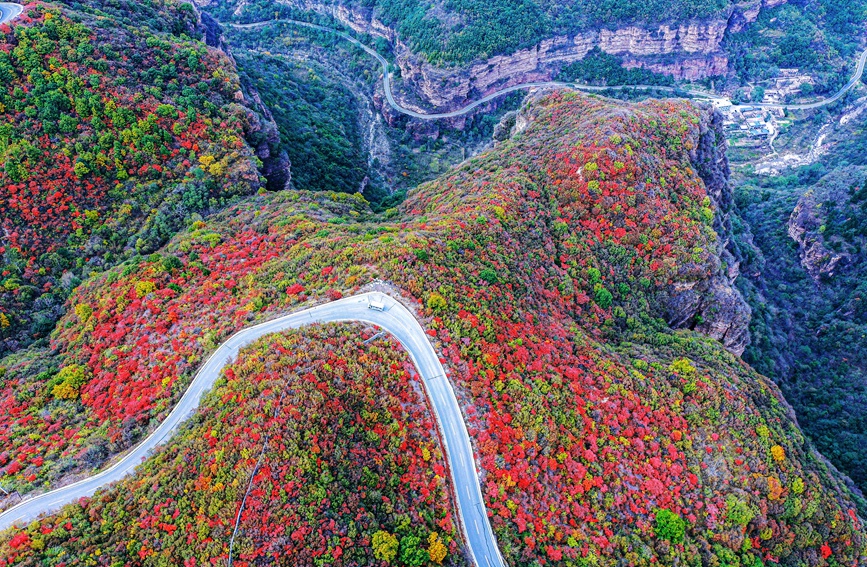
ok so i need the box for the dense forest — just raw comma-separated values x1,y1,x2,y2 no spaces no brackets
557,48,675,86
733,160,867,499
1,325,466,566
214,0,732,65
343,0,731,65
724,0,867,93
211,0,867,87
2,91,864,565
223,20,527,206
0,1,286,353
2,0,867,564
235,50,372,197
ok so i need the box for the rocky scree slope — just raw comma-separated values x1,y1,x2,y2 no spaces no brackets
0,0,289,353
0,91,864,566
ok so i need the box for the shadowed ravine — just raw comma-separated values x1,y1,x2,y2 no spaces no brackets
230,18,867,118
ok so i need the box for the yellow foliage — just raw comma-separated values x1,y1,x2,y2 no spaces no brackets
669,358,696,377
51,364,88,400
75,303,93,323
791,477,805,495
771,444,786,463
0,312,9,328
426,292,447,311
135,280,156,298
52,381,79,400
427,532,448,564
371,531,398,563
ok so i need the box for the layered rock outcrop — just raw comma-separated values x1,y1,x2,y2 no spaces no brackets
264,0,786,111
787,196,849,281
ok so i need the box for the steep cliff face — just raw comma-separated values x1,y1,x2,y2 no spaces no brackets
200,10,292,191
665,107,751,355
728,0,787,32
786,166,867,282
787,196,850,281
262,0,785,111
498,94,751,355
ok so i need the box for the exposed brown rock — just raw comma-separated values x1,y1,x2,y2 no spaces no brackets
788,192,851,281
270,0,785,111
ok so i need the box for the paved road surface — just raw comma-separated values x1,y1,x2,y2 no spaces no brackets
737,47,867,110
0,2,23,24
230,19,706,119
0,293,505,567
231,19,867,118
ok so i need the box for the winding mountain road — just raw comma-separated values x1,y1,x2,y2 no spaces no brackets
739,47,867,110
0,2,23,24
230,18,867,118
0,293,505,567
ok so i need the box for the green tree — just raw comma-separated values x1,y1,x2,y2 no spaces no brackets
593,283,613,308
725,495,756,527
371,531,398,563
480,268,499,284
399,535,429,566
654,508,687,543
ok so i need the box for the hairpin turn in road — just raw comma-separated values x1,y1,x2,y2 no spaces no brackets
0,293,506,567
0,3,23,24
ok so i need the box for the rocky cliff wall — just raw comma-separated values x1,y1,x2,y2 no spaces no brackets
270,0,785,111
668,106,752,355
499,93,752,355
786,166,867,282
199,9,292,191
787,196,850,281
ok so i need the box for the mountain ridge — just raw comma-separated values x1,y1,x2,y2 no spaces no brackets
2,89,864,566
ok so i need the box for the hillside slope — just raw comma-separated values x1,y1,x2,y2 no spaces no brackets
204,0,867,118
735,162,867,499
0,0,288,352
1,91,864,566
3,325,468,566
